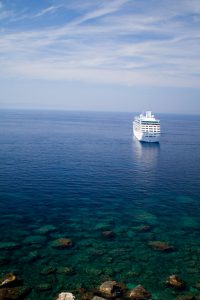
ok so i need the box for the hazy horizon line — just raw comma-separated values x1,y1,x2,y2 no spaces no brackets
0,106,199,116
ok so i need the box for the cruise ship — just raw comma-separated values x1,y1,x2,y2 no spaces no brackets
133,111,160,143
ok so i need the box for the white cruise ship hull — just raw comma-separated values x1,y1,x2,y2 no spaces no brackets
133,128,160,143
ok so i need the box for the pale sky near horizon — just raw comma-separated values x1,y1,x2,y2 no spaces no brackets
0,0,200,114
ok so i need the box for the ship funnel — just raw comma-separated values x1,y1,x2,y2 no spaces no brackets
146,111,152,118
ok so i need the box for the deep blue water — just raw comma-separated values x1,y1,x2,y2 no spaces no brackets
0,110,200,300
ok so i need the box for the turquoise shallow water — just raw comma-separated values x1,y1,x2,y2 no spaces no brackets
0,110,200,299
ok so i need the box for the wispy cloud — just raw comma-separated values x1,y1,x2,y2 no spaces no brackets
0,0,200,88
75,0,129,24
33,5,61,18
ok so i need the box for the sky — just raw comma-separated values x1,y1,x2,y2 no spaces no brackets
0,0,200,114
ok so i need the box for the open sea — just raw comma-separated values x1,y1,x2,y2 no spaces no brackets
0,110,200,300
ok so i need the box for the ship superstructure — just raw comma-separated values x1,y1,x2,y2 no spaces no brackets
133,111,160,143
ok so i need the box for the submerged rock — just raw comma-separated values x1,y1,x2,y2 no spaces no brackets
85,268,102,276
187,267,199,274
0,242,19,250
195,282,200,290
148,240,175,252
40,266,56,275
166,275,186,290
181,216,199,229
34,225,56,235
91,297,106,300
126,271,140,278
0,273,18,288
35,283,52,292
134,211,157,225
74,287,94,300
94,223,111,230
99,281,123,298
176,295,195,300
87,249,105,257
101,231,115,239
51,238,73,249
55,292,75,300
104,256,113,263
57,267,75,275
0,286,31,300
132,225,152,233
128,285,151,300
24,235,46,245
26,251,40,263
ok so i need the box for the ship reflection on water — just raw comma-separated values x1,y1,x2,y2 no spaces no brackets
133,137,160,169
